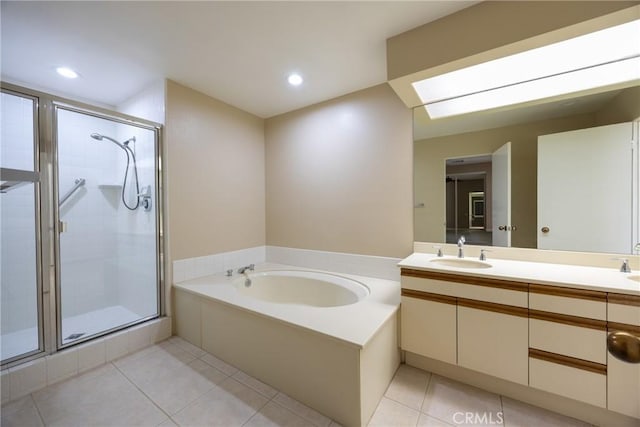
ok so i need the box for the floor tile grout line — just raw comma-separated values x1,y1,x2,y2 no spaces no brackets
28,392,47,427
111,355,222,423
110,360,177,422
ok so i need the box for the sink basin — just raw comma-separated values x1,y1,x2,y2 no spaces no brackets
627,275,640,283
430,258,492,269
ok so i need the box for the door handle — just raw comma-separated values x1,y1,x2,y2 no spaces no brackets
541,226,550,233
59,221,68,233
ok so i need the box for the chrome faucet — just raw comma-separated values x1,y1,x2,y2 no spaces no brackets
619,259,631,273
238,264,254,287
457,236,466,258
237,264,255,274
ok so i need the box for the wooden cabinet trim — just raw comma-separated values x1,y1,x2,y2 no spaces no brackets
608,321,640,335
608,293,640,307
529,348,607,375
401,289,457,305
401,268,528,292
529,284,606,302
529,309,606,330
458,298,529,318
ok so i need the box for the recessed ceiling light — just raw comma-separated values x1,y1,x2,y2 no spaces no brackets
288,73,303,86
56,67,78,79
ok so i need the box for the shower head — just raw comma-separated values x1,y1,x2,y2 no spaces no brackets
90,133,127,150
123,136,136,146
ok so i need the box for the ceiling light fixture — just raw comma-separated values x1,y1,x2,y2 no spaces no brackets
56,66,79,79
288,73,303,86
412,19,640,119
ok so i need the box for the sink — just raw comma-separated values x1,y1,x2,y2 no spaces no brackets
430,258,492,269
627,275,640,283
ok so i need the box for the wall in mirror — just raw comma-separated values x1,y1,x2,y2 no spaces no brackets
413,85,640,254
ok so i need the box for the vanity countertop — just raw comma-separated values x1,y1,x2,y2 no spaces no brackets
398,253,640,296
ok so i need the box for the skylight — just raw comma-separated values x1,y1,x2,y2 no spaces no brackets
412,19,640,119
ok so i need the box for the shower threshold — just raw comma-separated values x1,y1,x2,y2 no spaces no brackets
61,305,141,345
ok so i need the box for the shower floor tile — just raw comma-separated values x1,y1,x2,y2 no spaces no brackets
61,305,140,344
0,337,597,427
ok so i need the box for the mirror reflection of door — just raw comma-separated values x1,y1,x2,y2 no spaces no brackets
445,155,492,246
491,142,512,248
469,191,485,229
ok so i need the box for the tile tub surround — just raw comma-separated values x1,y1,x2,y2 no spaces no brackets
171,245,402,284
1,343,596,427
1,317,171,405
173,264,401,426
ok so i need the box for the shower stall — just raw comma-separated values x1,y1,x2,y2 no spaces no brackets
1,85,163,365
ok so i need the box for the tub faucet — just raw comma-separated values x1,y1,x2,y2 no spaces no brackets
457,236,466,258
237,264,255,274
238,264,254,287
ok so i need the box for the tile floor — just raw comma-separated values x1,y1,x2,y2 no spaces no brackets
1,336,592,427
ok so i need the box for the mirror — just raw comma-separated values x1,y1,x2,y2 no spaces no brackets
413,84,640,254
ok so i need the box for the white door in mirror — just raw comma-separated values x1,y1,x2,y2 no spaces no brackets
537,122,634,253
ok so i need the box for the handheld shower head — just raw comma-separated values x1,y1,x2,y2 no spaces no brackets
90,133,126,150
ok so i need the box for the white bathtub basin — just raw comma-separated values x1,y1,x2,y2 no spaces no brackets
233,270,369,307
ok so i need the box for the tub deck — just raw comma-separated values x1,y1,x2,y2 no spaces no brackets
173,263,400,348
173,263,401,426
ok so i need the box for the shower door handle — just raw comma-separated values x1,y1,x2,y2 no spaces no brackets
59,221,68,233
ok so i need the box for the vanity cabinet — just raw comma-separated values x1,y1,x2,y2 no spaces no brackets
400,269,529,385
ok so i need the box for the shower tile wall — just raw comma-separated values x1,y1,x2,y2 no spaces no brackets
57,111,120,321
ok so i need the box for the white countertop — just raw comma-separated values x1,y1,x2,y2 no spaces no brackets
174,263,400,348
398,253,640,296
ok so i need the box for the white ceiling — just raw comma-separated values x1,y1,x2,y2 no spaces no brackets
1,1,476,118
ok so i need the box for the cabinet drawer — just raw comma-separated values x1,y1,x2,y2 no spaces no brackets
401,274,527,307
400,294,457,364
608,293,640,327
529,285,606,320
529,317,606,363
529,356,606,408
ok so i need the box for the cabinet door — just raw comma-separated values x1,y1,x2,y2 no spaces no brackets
401,294,456,364
607,329,640,418
458,304,528,385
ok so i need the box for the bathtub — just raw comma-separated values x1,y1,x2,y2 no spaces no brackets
173,264,400,426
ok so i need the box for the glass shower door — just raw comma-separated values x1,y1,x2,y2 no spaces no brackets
0,90,43,363
55,106,159,346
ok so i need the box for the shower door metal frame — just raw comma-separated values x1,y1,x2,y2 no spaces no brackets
0,86,46,367
52,102,164,350
0,81,165,363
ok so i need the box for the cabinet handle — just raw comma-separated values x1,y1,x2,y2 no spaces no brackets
607,331,640,364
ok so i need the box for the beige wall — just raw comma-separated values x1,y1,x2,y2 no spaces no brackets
596,86,640,124
165,80,265,261
265,84,413,258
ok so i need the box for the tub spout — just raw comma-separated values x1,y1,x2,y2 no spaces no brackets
238,265,254,287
